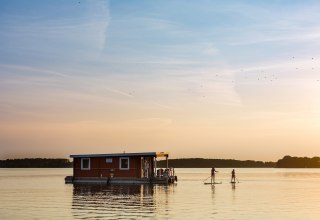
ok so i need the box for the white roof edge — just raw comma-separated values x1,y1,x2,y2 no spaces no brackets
70,152,160,158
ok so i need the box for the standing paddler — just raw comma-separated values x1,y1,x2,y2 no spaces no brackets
231,169,236,183
211,167,218,184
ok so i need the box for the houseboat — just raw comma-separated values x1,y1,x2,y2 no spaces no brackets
65,152,177,185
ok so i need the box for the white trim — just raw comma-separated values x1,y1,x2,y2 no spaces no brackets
81,158,90,170
70,152,158,158
119,157,130,170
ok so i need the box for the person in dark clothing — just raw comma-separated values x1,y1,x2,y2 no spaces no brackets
211,167,218,184
231,169,236,183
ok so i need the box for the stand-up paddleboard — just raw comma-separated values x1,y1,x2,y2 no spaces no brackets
230,181,236,184
204,182,222,185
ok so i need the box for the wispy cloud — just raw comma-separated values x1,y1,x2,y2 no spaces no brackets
227,29,320,46
151,102,177,110
1,1,320,159
0,0,110,63
0,64,71,78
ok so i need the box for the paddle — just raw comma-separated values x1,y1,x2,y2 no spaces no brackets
236,177,240,183
203,175,211,182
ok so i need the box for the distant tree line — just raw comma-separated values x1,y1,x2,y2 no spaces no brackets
1,156,319,168
0,158,73,168
276,156,320,168
157,158,276,168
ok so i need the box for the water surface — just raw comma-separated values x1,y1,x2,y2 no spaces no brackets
1,168,320,219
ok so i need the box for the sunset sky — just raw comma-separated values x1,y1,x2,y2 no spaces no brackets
1,0,320,161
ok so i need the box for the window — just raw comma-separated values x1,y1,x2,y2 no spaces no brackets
119,157,129,170
106,158,113,163
81,158,90,170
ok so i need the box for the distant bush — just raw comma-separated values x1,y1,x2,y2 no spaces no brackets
0,158,73,168
276,156,320,168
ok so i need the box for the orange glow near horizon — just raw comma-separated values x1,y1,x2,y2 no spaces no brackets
1,1,320,161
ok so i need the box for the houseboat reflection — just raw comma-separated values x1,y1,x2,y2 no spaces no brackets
72,184,176,219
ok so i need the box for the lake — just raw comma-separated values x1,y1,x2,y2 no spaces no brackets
0,168,320,219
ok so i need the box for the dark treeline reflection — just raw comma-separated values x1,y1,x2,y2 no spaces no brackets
72,184,175,219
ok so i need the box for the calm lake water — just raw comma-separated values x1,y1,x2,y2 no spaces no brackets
1,168,320,219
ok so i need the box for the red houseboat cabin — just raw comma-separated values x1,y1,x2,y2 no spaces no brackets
65,152,177,184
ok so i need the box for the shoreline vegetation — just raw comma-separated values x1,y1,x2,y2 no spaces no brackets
0,156,319,168
157,158,275,168
0,158,72,168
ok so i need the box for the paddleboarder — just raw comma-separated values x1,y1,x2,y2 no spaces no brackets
231,169,236,183
211,167,218,184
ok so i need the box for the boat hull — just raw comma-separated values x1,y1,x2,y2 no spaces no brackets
65,176,177,185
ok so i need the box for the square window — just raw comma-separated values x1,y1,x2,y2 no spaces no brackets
81,158,90,170
119,157,129,170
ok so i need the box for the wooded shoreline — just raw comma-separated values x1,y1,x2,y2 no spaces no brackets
0,156,319,168
0,158,72,168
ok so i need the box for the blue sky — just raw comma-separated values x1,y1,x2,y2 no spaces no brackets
0,0,320,160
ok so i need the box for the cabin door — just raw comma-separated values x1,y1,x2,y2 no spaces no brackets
141,157,151,178
141,157,144,178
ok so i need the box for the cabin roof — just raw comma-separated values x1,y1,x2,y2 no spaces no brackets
70,152,169,158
